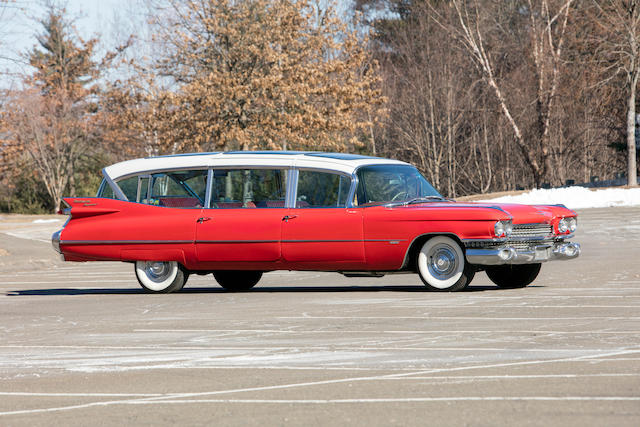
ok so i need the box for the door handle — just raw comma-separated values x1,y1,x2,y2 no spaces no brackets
282,215,298,223
197,217,212,223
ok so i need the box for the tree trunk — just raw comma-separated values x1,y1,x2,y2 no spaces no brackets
69,170,77,197
628,73,639,186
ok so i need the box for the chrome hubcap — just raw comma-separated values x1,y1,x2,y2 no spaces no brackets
145,261,172,282
428,245,458,280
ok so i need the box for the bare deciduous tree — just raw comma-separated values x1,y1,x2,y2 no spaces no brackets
437,0,574,187
591,0,640,187
107,0,383,154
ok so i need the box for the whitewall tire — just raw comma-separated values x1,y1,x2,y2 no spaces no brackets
135,261,187,293
417,236,473,291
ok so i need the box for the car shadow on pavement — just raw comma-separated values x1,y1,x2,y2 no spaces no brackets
4,284,543,296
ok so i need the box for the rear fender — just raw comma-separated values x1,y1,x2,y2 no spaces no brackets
62,198,121,219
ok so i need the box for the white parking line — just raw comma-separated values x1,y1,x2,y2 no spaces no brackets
2,280,134,285
0,344,622,352
2,396,638,417
123,396,640,403
0,392,165,397
134,328,640,335
278,316,640,320
380,373,640,379
0,347,637,417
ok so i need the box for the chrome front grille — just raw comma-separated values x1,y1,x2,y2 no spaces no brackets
511,223,552,239
464,223,555,251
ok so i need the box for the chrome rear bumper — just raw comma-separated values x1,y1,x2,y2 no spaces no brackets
466,242,580,265
52,230,61,254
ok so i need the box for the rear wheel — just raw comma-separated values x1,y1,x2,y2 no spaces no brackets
417,236,474,292
485,263,541,289
213,271,262,291
134,261,188,293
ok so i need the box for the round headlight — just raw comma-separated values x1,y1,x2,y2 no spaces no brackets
567,217,577,233
494,221,506,237
504,221,513,236
558,218,568,233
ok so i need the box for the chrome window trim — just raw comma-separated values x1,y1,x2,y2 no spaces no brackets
113,166,223,183
96,179,106,197
124,169,209,208
347,171,359,208
350,163,448,209
136,175,151,203
292,167,354,209
204,166,291,209
101,168,128,201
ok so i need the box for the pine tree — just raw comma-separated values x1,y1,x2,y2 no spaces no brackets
2,5,99,212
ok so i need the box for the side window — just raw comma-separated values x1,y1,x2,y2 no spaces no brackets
296,170,351,208
97,179,115,199
148,170,208,208
117,176,138,202
210,169,287,208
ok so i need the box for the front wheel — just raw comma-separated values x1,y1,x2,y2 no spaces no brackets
213,271,262,291
135,261,188,293
417,236,474,292
485,263,541,289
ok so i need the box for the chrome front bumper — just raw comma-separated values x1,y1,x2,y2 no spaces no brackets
465,242,580,265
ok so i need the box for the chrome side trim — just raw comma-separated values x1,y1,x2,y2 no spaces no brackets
283,239,406,243
483,205,512,217
60,240,193,245
365,239,408,242
60,238,407,246
197,240,278,244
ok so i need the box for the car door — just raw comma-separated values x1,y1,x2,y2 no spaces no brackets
281,169,365,264
195,168,287,262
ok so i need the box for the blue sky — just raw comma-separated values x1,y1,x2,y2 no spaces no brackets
1,0,142,85
0,0,357,87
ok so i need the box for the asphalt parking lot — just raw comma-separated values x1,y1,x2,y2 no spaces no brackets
0,208,639,426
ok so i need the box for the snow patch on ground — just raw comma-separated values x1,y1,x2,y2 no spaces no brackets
480,187,640,210
32,219,61,224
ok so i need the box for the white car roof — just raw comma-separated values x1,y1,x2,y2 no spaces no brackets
103,151,411,181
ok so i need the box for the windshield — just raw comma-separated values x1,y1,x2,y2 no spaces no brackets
355,165,443,205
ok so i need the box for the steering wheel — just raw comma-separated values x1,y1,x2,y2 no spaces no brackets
391,191,408,201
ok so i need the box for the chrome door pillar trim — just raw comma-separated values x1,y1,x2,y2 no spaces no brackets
286,168,299,208
204,168,214,209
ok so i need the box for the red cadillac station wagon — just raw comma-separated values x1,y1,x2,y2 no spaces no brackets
52,151,580,293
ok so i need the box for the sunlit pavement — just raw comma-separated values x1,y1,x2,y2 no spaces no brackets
0,208,639,426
